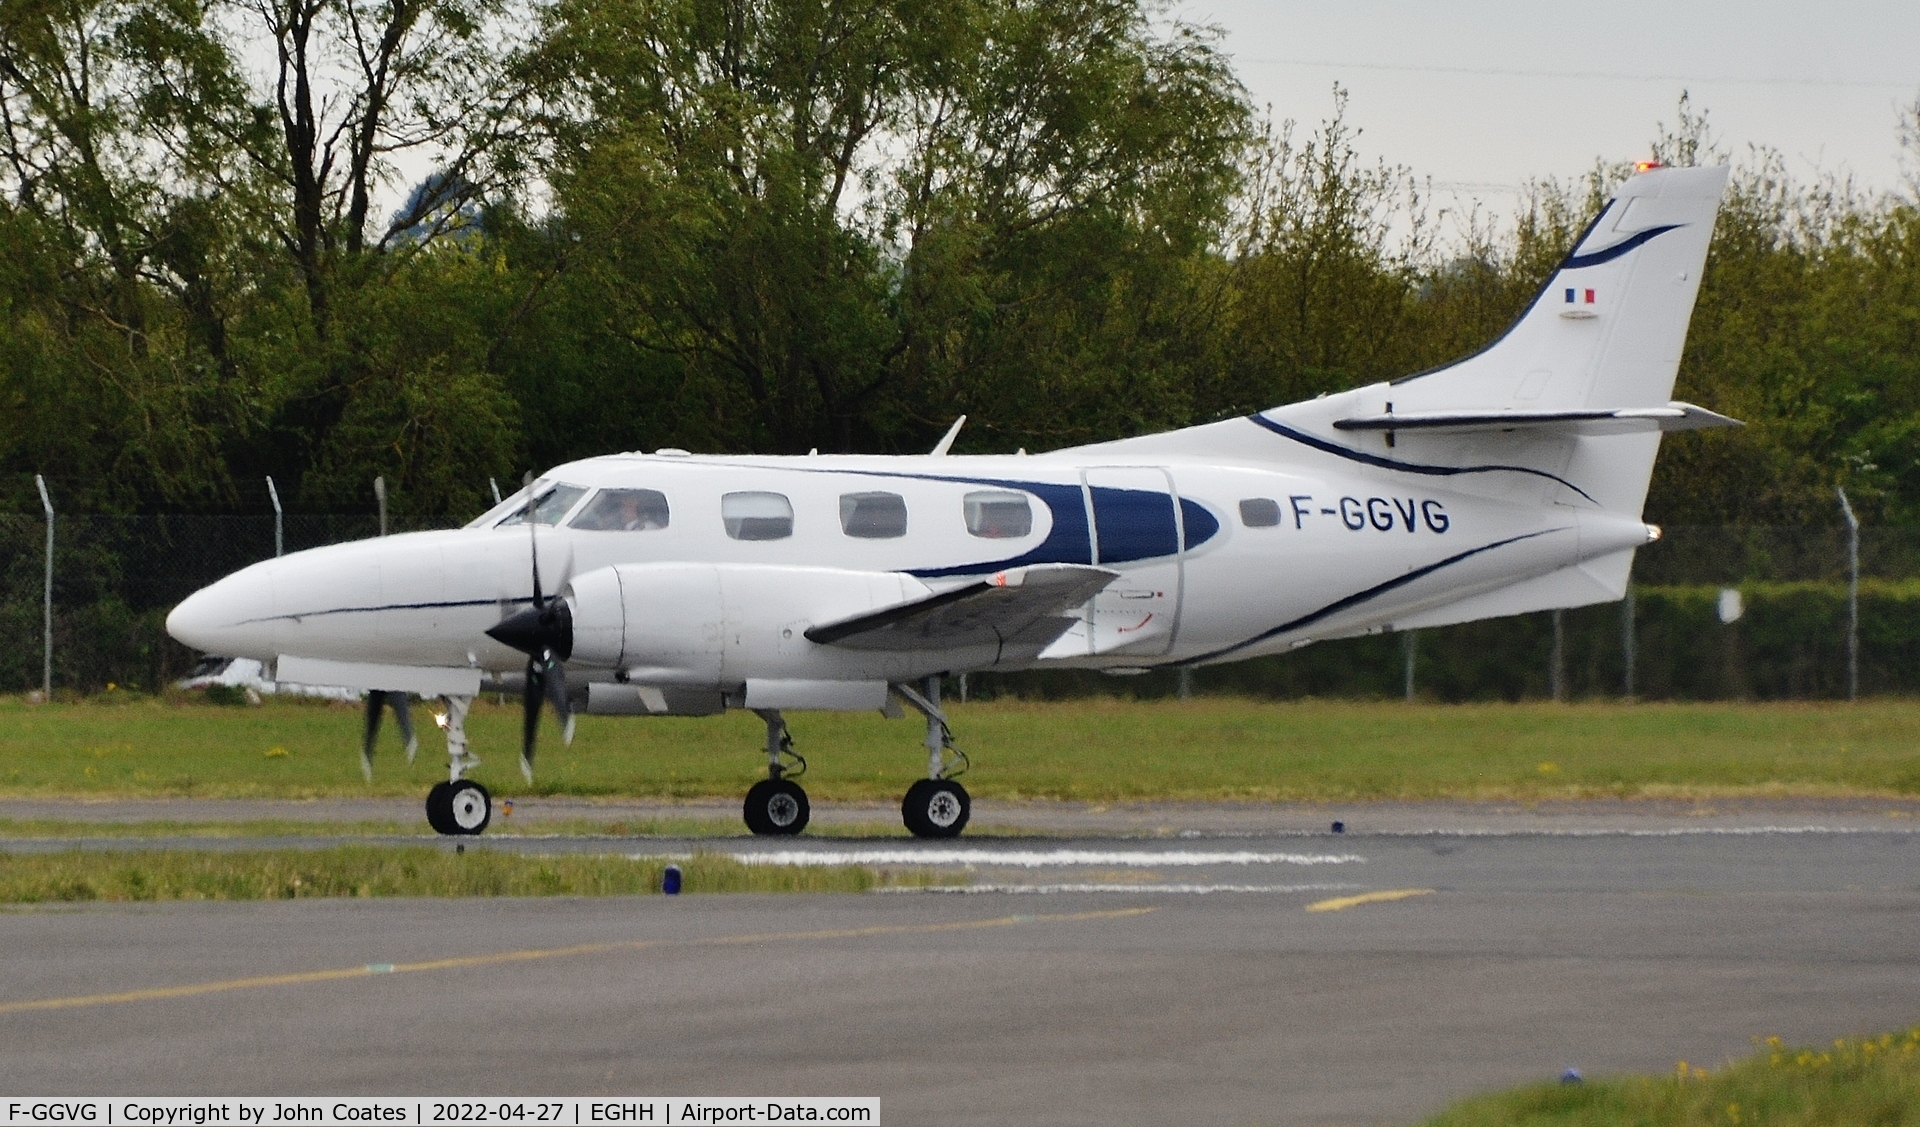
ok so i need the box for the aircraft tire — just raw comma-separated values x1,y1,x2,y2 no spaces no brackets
902,778,969,839
425,781,455,835
744,778,809,836
447,779,491,835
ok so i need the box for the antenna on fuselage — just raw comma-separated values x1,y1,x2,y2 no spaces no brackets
930,415,966,456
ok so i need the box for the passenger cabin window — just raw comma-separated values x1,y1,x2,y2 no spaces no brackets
964,490,1032,539
840,491,907,539
1239,498,1282,528
496,483,587,527
570,488,670,531
723,491,794,540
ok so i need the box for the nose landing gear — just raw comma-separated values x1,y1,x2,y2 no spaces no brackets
424,694,490,836
743,709,809,835
427,777,492,835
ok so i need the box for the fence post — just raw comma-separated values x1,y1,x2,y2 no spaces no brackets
1838,487,1859,701
1549,609,1565,702
1401,630,1417,703
375,476,388,537
35,474,52,700
1177,666,1192,700
266,476,284,557
1621,586,1636,700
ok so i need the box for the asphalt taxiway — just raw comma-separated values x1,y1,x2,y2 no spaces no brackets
3,803,1920,1125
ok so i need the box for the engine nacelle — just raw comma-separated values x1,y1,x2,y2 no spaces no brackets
564,563,725,683
561,562,930,683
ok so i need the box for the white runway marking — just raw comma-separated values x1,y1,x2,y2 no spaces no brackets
888,882,1366,895
708,848,1367,867
1181,825,1920,840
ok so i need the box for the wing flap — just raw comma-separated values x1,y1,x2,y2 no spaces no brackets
804,564,1118,654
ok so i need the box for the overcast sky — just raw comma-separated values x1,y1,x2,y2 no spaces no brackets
1175,0,1920,216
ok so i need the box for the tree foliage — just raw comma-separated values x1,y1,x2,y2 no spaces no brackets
2,0,1918,529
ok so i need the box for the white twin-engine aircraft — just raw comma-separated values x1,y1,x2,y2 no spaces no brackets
168,164,1737,838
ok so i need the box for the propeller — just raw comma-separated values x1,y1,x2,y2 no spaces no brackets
360,690,418,781
485,472,576,782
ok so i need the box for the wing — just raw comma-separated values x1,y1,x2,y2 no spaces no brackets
804,564,1119,656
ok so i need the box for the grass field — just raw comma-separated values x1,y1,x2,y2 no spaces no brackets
2,693,1919,802
0,845,942,901
1423,1027,1920,1126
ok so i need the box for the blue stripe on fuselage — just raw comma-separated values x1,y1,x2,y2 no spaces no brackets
676,462,1220,578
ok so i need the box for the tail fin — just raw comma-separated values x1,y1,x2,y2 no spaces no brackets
1391,163,1730,418
1252,163,1734,519
1076,165,1734,522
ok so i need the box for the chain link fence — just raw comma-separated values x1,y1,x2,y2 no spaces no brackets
0,517,1910,700
0,513,454,694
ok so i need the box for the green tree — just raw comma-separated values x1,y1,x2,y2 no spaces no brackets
514,0,1252,457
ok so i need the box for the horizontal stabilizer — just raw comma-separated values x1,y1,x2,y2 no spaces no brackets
1332,401,1741,436
805,564,1117,655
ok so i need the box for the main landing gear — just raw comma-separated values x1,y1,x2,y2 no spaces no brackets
744,710,810,835
894,676,970,838
424,694,490,836
736,678,972,839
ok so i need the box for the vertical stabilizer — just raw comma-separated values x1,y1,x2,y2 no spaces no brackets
1067,165,1732,525
1216,164,1734,520
1390,164,1729,415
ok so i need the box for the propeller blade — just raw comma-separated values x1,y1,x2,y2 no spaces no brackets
544,657,575,747
522,656,544,781
391,693,418,764
361,692,382,782
524,470,543,608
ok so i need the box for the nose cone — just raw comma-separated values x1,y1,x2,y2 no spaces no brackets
167,562,280,659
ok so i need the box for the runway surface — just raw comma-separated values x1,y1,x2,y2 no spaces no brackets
4,806,1920,1125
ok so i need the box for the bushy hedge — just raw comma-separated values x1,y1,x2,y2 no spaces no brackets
978,581,1920,702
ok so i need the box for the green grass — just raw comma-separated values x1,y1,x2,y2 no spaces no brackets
1423,1027,1920,1126
0,845,947,901
5,693,1920,802
0,818,417,839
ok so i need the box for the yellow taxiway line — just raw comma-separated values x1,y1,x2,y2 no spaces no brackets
0,907,1156,1015
1305,889,1434,912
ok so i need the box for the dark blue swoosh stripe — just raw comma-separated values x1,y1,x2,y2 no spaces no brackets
1170,529,1559,666
1247,415,1597,504
688,461,1221,577
1563,224,1682,269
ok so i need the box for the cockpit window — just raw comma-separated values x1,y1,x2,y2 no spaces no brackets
495,483,587,527
723,491,794,540
570,488,671,531
840,492,907,539
964,490,1032,539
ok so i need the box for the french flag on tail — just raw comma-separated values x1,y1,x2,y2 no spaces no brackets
1564,287,1596,305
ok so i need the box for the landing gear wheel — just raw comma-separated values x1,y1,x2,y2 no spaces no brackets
425,781,455,835
446,779,491,835
902,778,970,839
744,778,810,836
